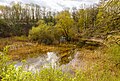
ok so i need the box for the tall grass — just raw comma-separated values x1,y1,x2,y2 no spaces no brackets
107,44,120,69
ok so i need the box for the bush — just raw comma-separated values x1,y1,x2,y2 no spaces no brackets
107,44,120,68
29,20,55,45
0,19,12,37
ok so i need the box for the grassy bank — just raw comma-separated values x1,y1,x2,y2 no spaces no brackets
0,36,120,81
0,37,78,61
0,45,120,81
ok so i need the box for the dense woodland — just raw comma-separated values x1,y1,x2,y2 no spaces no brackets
0,0,119,44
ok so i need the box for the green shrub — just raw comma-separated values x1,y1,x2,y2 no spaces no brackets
29,20,55,45
0,19,12,37
107,44,120,68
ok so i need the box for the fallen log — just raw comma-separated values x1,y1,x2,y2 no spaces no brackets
77,38,106,49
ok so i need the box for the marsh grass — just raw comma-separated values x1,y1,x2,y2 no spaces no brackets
0,37,120,81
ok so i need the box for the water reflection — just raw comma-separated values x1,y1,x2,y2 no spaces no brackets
15,52,59,72
15,51,85,73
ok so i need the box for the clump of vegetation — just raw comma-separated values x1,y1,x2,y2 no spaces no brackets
29,20,55,45
107,44,120,69
29,10,76,44
0,19,12,37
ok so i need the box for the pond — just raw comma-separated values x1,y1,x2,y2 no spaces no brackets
14,51,86,73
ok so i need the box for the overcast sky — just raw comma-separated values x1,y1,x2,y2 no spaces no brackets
0,0,100,11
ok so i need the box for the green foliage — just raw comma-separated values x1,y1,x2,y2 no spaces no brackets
95,0,120,38
105,35,120,67
29,20,55,44
107,44,120,68
0,46,10,80
0,53,9,76
0,0,119,41
0,0,120,80
55,10,75,41
0,19,12,37
1,58,120,81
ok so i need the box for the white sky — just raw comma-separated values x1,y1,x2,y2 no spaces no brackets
0,0,100,11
